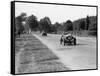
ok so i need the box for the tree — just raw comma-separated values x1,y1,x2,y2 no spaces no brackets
54,22,63,33
25,15,38,31
86,15,90,30
79,20,86,30
50,22,61,33
63,20,73,31
39,17,51,33
50,25,57,33
89,23,97,31
15,13,27,36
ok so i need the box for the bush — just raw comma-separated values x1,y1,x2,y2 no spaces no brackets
88,31,97,36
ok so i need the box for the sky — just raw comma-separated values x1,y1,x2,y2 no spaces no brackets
15,2,97,24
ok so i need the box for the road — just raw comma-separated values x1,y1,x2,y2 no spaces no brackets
33,33,97,70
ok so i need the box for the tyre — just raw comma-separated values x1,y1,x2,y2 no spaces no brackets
60,38,62,44
64,40,66,46
64,42,65,46
74,39,76,45
60,40,62,44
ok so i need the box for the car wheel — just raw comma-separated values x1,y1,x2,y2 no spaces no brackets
64,42,65,46
60,41,62,44
74,39,76,45
60,39,62,44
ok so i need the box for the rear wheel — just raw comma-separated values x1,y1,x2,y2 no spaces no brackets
74,39,76,45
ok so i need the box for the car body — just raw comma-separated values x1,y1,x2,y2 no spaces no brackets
60,34,76,46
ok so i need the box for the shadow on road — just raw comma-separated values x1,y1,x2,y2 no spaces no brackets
60,43,88,46
76,43,88,46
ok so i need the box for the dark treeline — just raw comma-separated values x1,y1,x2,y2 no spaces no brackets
15,13,97,37
73,16,97,36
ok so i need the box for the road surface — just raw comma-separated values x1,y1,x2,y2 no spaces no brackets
33,33,97,70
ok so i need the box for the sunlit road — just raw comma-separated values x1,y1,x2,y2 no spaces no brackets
33,33,97,70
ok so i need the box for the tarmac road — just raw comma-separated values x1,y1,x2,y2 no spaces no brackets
33,33,97,70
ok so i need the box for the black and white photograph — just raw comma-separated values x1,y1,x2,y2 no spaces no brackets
11,1,98,75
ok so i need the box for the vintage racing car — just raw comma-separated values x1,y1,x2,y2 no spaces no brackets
60,33,76,46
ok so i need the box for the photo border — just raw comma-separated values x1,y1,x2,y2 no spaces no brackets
11,1,98,75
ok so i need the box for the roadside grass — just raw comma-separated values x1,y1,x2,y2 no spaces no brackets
36,60,67,72
15,34,69,74
31,49,59,62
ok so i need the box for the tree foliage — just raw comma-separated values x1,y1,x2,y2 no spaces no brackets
50,22,62,33
63,20,73,31
39,17,51,33
89,23,97,31
86,15,90,30
79,20,86,30
15,13,26,34
25,15,38,31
